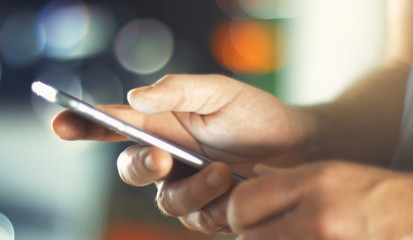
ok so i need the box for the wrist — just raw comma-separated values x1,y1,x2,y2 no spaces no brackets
287,105,327,162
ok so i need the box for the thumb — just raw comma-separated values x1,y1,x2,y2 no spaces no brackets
252,164,278,177
127,74,244,114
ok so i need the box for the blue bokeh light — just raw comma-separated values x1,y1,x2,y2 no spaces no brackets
0,10,45,67
37,1,90,58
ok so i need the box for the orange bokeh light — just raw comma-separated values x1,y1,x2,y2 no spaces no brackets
211,19,284,74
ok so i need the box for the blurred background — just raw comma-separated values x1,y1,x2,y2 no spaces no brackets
0,0,385,239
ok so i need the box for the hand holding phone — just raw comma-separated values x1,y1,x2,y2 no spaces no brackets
33,73,300,234
31,81,246,182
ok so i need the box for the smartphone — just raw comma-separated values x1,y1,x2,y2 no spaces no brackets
31,81,246,182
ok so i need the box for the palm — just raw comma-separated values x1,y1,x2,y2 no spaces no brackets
143,86,300,175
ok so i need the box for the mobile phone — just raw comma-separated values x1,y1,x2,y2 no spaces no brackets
31,81,246,182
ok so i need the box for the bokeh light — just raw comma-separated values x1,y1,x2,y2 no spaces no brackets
56,5,116,60
114,19,174,75
238,0,302,19
0,213,14,240
211,19,283,74
37,1,90,58
0,10,45,67
81,67,124,105
31,69,82,126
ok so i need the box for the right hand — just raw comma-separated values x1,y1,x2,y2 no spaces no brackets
52,74,314,233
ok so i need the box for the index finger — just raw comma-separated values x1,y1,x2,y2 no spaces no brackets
52,105,142,141
52,105,199,149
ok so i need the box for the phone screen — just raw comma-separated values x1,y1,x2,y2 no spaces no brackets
31,81,246,182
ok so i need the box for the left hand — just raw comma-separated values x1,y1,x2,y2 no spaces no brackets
227,161,413,239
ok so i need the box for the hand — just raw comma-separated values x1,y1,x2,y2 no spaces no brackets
52,74,310,233
228,161,413,239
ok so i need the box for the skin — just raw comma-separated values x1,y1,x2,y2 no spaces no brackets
52,0,413,238
53,74,314,233
229,162,413,239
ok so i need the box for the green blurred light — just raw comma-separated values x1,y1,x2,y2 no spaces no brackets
238,0,301,19
0,213,14,240
114,19,174,75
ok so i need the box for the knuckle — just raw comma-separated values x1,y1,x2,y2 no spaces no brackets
156,185,180,217
181,206,229,234
156,170,226,218
117,146,154,186
312,210,339,238
117,148,138,184
197,208,226,233
227,184,248,227
117,153,129,182
312,161,344,187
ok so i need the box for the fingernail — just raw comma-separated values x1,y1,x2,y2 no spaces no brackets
252,164,270,177
144,154,158,172
206,168,224,188
127,86,152,102
236,236,245,240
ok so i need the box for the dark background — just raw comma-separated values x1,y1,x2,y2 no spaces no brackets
0,1,287,239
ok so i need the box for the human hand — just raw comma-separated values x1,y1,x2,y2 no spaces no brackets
228,161,413,239
52,74,310,233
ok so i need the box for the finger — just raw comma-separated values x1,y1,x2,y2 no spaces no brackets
228,165,302,234
117,145,173,186
52,110,126,141
179,193,231,234
156,162,233,217
52,105,143,141
127,74,245,114
237,213,301,240
52,105,199,149
252,163,278,177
